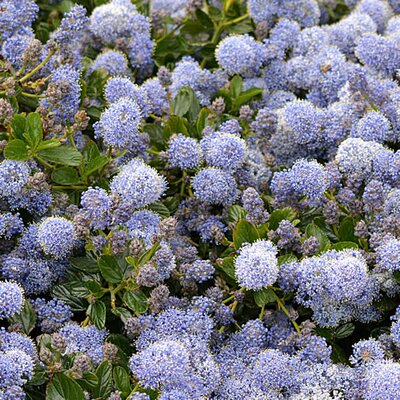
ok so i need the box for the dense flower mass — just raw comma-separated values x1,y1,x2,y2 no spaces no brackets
3,0,400,398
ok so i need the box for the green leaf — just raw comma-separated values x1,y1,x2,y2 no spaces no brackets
84,155,108,177
268,208,297,230
24,112,43,149
233,219,259,249
70,257,99,273
277,253,298,266
172,86,200,121
38,146,82,166
113,366,131,397
37,139,62,151
306,223,330,252
98,255,124,284
11,114,26,140
93,361,113,399
46,373,86,400
228,205,247,223
219,256,236,280
9,300,36,335
254,288,277,307
338,216,356,242
4,139,29,161
147,201,170,218
52,282,88,312
230,75,243,98
52,167,81,185
334,323,355,339
331,241,358,251
195,9,213,29
123,291,148,314
82,140,101,163
77,372,98,391
88,301,106,329
196,108,210,135
233,88,264,110
111,307,132,323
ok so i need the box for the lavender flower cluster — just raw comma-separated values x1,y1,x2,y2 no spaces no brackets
2,0,400,399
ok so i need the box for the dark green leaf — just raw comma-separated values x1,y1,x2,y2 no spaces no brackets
77,372,98,391
338,217,356,242
147,201,170,218
113,366,131,396
277,253,298,266
334,323,355,339
233,219,259,249
70,257,99,273
93,361,113,399
11,114,26,140
88,301,106,329
268,208,297,230
38,146,82,166
46,373,85,400
9,300,36,334
123,291,148,314
4,139,29,161
52,283,88,312
37,139,62,151
172,86,200,121
195,8,213,29
254,288,276,307
98,255,124,284
24,112,43,149
111,308,132,323
196,108,210,135
52,167,81,185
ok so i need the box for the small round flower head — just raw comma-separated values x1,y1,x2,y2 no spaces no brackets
242,187,269,225
80,187,111,230
216,35,266,77
94,97,142,149
167,134,202,170
0,0,38,43
327,12,377,57
279,0,320,28
141,78,168,116
184,260,215,283
351,111,392,143
376,237,400,271
364,361,400,400
51,4,89,47
349,339,385,365
192,168,238,206
37,217,77,259
127,30,155,79
1,32,34,70
41,64,81,123
126,210,160,247
356,33,400,77
283,100,325,148
171,57,227,106
89,0,137,45
152,0,187,19
335,138,387,180
235,239,278,290
295,249,379,327
293,26,330,56
355,0,393,33
0,160,30,199
0,212,24,239
130,339,190,389
201,133,246,172
104,77,149,116
0,349,34,388
110,158,167,209
0,282,24,319
32,298,72,333
60,324,108,365
90,50,130,77
384,189,400,217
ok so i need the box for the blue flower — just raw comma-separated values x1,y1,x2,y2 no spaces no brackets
0,282,24,319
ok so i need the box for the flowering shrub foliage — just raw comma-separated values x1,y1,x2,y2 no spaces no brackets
2,0,400,399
